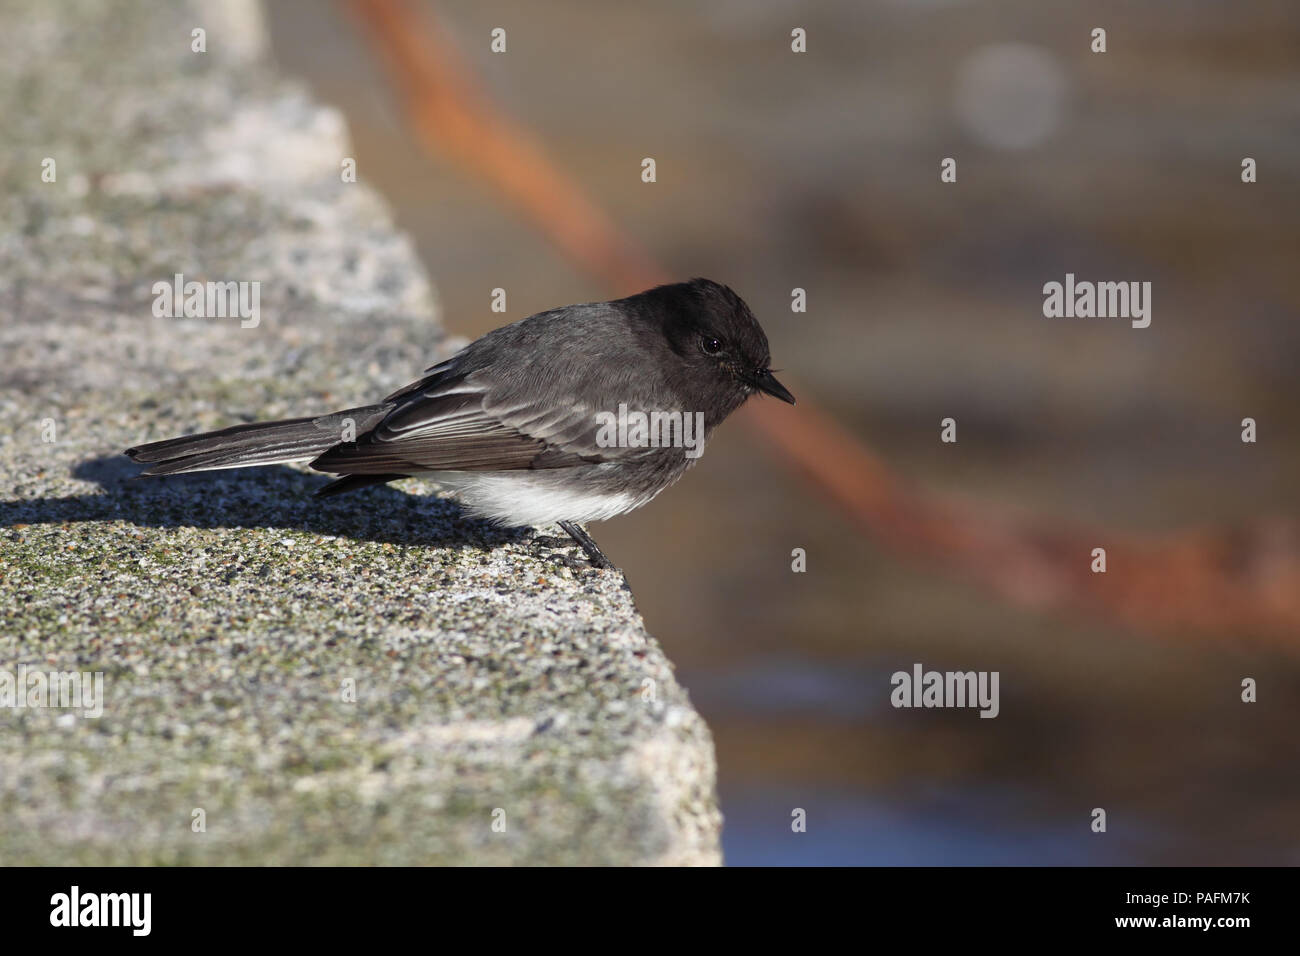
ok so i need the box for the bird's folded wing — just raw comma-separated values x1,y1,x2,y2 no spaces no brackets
310,371,628,474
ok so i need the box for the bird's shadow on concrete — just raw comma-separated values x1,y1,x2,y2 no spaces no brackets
0,454,534,553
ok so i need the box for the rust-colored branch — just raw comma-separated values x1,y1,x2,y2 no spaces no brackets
346,0,1300,648
346,0,666,292
753,394,1300,641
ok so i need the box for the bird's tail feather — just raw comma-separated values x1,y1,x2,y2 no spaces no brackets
125,405,391,477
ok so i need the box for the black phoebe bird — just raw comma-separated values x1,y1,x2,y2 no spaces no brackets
125,278,794,569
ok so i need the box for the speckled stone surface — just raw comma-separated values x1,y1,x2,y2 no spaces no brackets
0,0,721,865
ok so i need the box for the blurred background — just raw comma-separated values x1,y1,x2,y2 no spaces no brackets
266,0,1300,864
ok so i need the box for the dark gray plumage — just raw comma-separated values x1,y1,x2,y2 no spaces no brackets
126,278,794,567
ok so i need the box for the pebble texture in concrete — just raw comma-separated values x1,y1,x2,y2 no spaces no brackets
0,0,722,865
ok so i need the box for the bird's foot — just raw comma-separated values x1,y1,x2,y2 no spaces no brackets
530,524,615,570
532,534,596,572
558,521,615,570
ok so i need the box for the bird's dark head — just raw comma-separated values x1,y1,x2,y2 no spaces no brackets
649,278,795,408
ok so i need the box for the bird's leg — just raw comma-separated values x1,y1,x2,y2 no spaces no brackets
558,520,615,570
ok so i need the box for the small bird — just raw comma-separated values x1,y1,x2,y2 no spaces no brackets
126,278,794,569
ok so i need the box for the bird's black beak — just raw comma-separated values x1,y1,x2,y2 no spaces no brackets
751,369,796,405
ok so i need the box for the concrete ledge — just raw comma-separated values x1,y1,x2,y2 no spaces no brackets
0,0,721,865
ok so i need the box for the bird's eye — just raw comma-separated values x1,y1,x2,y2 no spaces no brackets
701,336,723,355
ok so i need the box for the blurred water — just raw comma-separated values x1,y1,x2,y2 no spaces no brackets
721,787,1148,866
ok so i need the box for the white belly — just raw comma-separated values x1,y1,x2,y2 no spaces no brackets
425,470,648,527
